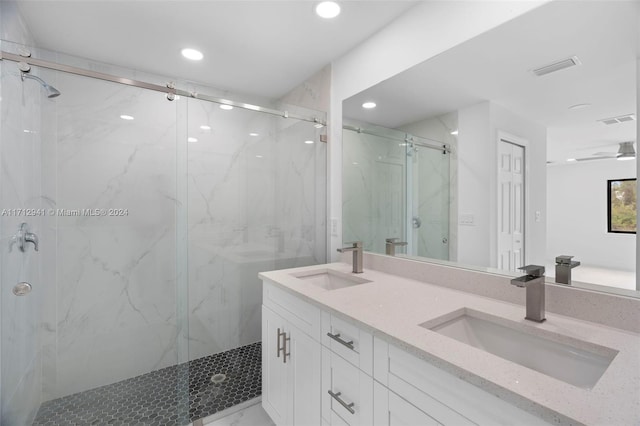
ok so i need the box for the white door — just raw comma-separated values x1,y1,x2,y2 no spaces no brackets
497,140,525,272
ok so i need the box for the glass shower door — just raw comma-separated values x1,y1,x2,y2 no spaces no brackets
342,125,451,259
342,127,407,254
1,47,191,425
0,46,47,426
408,141,451,261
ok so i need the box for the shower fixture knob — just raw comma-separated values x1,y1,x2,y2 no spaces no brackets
18,61,31,73
17,47,32,58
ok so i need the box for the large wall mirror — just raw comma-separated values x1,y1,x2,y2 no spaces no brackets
342,1,638,296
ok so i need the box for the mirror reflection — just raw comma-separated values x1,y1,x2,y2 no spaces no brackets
342,1,637,295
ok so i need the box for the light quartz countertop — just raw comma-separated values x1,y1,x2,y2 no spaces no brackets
259,262,640,426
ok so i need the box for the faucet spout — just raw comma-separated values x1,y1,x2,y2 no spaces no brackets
555,255,580,285
337,241,363,273
511,265,546,322
385,238,408,256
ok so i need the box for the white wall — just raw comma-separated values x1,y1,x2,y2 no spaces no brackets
547,160,636,272
329,1,548,259
454,101,547,269
457,102,492,266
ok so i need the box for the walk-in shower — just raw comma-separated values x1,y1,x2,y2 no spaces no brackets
342,123,451,260
0,42,326,425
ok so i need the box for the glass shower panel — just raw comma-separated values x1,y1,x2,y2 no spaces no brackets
410,144,450,260
342,127,407,254
0,46,47,426
186,98,326,361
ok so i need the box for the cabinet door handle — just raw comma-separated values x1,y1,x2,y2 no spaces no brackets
328,390,355,414
277,328,285,358
283,332,291,364
327,332,354,350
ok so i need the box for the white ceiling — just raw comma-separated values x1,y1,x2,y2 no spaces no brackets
343,1,638,163
13,0,418,99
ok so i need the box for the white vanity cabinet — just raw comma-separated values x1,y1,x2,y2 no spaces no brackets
321,312,374,425
373,338,549,426
262,278,549,426
262,281,322,426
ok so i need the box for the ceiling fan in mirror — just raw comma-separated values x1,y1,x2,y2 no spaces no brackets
574,141,636,162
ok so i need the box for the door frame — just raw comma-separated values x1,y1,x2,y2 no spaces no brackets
496,130,530,270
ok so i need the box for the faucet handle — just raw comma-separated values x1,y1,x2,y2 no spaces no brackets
518,265,545,277
345,241,362,248
555,255,573,265
25,232,38,251
385,238,399,243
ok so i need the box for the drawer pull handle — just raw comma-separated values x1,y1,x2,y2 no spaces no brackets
328,390,355,414
327,332,354,350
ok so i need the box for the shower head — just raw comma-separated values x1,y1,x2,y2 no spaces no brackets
20,72,61,98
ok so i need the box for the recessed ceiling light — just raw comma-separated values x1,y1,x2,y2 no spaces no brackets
120,115,134,120
362,102,376,109
316,1,341,18
181,48,203,61
249,132,259,137
568,103,591,110
220,104,233,110
566,158,577,162
256,155,263,158
450,130,459,135
188,137,198,143
200,125,211,131
305,140,314,144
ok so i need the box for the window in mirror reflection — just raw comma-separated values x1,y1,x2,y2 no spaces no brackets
608,178,637,234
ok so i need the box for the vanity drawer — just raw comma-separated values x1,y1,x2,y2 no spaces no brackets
374,338,549,425
322,312,373,374
263,279,321,340
322,346,373,425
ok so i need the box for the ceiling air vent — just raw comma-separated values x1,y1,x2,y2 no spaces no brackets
598,114,636,125
532,56,581,77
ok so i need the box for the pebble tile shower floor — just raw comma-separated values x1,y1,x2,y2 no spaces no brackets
33,342,261,426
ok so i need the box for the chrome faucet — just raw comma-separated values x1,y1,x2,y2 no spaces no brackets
511,265,546,322
337,241,363,273
9,223,39,252
385,238,407,256
555,255,580,285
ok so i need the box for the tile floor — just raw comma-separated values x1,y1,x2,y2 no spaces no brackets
33,342,261,425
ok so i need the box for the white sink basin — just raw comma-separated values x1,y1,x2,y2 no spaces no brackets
292,269,372,291
422,309,617,389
